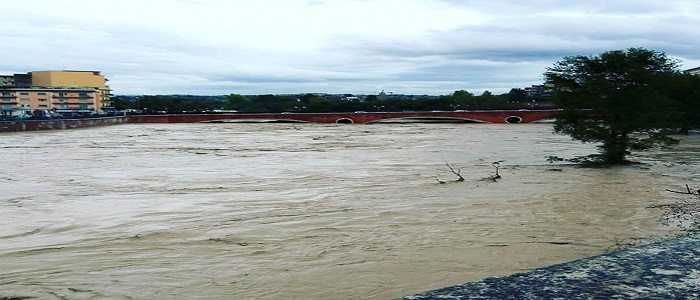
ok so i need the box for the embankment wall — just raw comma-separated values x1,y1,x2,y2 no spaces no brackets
0,117,127,133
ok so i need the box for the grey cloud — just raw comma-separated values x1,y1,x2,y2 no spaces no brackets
439,0,676,15
335,8,700,64
2,0,698,95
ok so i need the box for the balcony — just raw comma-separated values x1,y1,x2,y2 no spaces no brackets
55,106,93,109
52,95,95,98
52,102,94,106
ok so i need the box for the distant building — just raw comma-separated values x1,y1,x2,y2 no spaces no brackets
0,75,14,87
685,67,700,76
13,73,32,87
0,70,113,117
342,96,360,101
523,84,553,98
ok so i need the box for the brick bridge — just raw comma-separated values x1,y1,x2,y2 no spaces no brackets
127,110,559,124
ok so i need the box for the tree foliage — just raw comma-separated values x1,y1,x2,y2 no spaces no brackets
508,88,528,103
126,91,530,113
116,83,550,114
545,48,683,164
224,94,251,111
135,95,225,113
662,73,700,134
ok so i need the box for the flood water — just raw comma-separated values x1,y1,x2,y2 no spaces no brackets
1,123,698,299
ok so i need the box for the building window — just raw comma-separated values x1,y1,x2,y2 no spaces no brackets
20,98,29,101
79,93,90,98
2,98,11,102
2,92,11,96
38,92,47,95
39,105,48,108
20,92,29,95
39,98,47,102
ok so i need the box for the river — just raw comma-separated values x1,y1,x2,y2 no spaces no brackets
1,123,698,299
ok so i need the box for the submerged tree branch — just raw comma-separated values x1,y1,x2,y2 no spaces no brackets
657,184,700,233
666,184,700,197
444,161,465,182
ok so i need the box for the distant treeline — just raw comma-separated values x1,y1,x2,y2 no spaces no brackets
113,89,551,114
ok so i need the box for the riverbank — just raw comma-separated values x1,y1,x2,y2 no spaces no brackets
400,234,700,299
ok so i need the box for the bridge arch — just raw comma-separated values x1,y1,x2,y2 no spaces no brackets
336,118,354,124
505,116,523,124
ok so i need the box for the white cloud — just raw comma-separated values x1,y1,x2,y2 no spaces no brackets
0,0,698,95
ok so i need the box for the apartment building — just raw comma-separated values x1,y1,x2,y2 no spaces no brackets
523,83,554,98
1,87,102,116
0,70,113,117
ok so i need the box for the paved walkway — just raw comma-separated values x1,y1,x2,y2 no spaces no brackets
399,234,700,299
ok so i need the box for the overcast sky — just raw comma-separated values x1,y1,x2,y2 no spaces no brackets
1,0,699,95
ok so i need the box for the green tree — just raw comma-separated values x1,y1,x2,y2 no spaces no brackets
453,90,474,98
507,88,528,103
299,94,329,112
138,95,169,112
663,73,700,134
111,96,132,110
224,94,251,111
544,48,682,164
480,90,494,98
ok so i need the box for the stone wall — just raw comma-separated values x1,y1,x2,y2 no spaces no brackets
0,117,127,133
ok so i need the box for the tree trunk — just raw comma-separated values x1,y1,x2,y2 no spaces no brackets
603,130,628,164
680,121,690,135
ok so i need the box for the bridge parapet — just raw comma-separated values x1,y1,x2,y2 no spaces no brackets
126,110,559,124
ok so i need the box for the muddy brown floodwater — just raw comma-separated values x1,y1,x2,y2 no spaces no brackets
1,123,698,299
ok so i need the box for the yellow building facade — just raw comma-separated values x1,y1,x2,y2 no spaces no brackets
31,71,106,88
